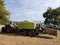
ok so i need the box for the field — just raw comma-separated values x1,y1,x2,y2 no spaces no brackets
0,25,60,45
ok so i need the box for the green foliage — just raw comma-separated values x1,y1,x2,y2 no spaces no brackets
43,7,60,25
0,0,10,24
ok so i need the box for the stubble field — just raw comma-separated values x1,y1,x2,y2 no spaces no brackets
0,25,60,45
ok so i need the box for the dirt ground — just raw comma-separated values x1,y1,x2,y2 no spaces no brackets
0,25,60,45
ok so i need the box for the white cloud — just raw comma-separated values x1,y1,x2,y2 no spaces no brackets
5,0,60,22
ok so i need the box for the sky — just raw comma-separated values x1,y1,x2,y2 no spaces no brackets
4,0,60,22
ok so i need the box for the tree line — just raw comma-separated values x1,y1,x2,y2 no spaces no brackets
43,7,60,25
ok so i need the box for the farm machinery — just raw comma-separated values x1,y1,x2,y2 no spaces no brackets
1,21,57,36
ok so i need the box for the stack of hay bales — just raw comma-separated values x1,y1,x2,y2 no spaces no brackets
45,28,57,36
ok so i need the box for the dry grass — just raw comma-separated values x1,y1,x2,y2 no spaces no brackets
0,25,60,45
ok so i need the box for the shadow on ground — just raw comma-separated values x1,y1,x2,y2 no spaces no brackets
0,32,53,39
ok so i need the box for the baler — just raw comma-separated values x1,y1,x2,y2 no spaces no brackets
17,21,40,36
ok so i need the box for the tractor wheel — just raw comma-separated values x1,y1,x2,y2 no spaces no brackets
1,27,5,32
6,27,11,33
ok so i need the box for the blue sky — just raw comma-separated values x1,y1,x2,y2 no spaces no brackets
5,0,60,22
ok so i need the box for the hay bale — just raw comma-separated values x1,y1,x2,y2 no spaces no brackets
45,28,57,36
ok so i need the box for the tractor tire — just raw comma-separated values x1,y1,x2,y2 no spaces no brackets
6,27,12,33
1,27,5,32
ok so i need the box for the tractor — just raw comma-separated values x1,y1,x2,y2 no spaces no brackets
1,22,18,33
1,21,41,36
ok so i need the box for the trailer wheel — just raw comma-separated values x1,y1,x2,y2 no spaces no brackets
23,31,27,36
29,31,35,37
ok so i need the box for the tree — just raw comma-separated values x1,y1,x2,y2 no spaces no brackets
0,0,10,24
43,7,60,25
